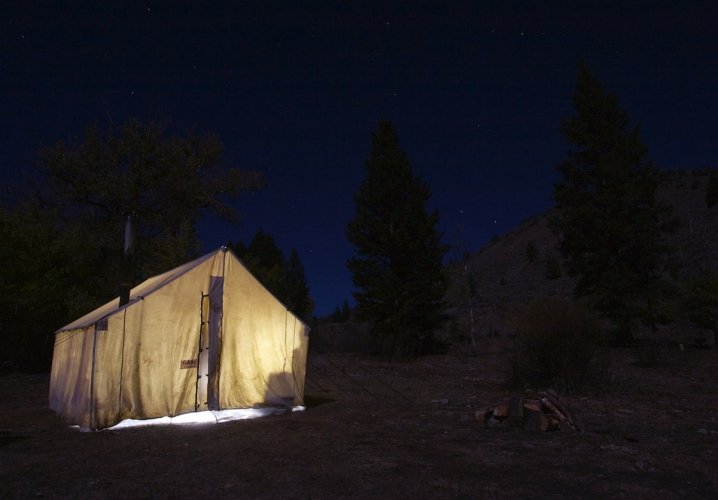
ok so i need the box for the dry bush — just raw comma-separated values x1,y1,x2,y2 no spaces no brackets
507,297,607,393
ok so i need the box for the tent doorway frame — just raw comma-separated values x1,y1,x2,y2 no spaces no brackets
194,275,224,412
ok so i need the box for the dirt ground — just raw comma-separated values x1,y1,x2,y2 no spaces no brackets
1,341,717,499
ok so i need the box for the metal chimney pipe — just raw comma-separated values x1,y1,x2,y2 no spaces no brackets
119,214,134,307
123,214,134,255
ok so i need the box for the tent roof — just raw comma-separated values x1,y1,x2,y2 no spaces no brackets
56,248,222,333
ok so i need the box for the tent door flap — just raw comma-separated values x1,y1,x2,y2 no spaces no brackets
206,276,223,410
195,276,223,412
196,293,210,411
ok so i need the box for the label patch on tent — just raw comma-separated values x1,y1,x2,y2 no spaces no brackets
180,359,198,369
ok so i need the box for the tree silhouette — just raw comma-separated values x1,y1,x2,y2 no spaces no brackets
682,271,718,348
347,121,448,357
0,118,264,371
284,249,314,320
329,300,351,322
552,64,673,341
235,231,286,298
232,233,314,320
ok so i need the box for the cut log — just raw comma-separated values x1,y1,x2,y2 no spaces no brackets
474,408,493,424
523,401,540,412
542,391,569,416
493,404,508,419
523,405,547,432
540,396,567,422
487,415,503,427
508,396,524,417
541,391,581,432
478,394,579,432
546,415,561,432
508,396,524,427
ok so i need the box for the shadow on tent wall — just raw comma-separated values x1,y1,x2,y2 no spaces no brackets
261,345,309,408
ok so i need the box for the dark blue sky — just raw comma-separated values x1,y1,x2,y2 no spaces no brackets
2,1,717,315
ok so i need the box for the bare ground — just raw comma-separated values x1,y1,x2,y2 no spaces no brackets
1,341,717,499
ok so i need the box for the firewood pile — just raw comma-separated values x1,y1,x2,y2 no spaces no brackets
475,391,581,432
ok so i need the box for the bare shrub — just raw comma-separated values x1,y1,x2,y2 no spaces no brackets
507,297,607,392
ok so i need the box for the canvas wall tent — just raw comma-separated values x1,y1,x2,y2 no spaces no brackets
49,247,309,430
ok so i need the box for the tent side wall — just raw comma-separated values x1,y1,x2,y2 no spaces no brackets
219,253,310,408
49,327,96,429
90,312,126,428
49,316,126,429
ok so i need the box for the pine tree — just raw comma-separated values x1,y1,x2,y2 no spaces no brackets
682,271,718,348
241,231,287,297
552,64,672,340
347,121,448,357
329,300,351,322
284,249,314,320
706,173,718,208
340,299,351,321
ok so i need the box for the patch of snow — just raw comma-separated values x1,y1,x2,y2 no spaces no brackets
106,406,305,430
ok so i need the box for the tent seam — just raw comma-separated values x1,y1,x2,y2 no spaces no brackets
118,307,127,420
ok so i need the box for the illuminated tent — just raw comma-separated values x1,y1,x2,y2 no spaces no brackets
49,246,309,430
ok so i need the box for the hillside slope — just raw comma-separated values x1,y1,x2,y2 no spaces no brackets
447,169,718,339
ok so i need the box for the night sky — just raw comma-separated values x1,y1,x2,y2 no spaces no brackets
2,1,717,315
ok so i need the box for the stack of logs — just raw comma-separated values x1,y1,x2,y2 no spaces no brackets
475,391,580,432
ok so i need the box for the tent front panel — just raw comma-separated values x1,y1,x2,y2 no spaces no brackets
117,253,225,424
219,254,309,408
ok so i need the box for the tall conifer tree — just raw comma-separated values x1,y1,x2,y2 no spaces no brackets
284,249,314,320
552,64,672,340
347,121,448,357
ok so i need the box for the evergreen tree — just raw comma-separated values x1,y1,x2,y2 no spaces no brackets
682,271,718,347
340,299,351,321
284,249,314,319
347,121,448,357
238,231,287,297
706,172,718,208
552,64,672,340
525,241,539,263
329,300,351,323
